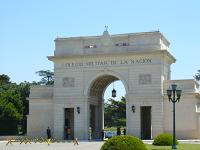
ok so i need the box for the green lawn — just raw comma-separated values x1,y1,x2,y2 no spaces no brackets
104,127,126,131
146,144,200,150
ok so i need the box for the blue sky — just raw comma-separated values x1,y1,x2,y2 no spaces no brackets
1,0,200,100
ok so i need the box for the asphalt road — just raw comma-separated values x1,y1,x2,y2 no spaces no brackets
0,141,104,150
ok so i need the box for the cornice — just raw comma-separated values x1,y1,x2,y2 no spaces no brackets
48,50,175,63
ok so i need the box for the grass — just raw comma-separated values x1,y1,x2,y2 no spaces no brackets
146,144,200,150
104,126,125,131
104,127,117,131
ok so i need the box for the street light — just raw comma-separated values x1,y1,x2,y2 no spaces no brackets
112,81,116,98
167,84,182,149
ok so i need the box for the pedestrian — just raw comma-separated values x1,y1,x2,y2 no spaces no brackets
88,126,92,140
101,130,104,140
67,127,71,140
123,128,126,135
46,127,51,139
117,127,121,136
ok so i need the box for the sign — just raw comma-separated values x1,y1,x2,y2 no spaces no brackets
65,58,152,68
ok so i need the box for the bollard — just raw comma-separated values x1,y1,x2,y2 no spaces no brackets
6,139,13,146
47,139,51,146
73,138,79,146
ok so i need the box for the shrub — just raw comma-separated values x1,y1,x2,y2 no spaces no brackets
101,135,147,150
153,133,179,146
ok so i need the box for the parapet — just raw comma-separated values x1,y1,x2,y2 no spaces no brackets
54,31,170,56
163,80,200,94
29,85,54,100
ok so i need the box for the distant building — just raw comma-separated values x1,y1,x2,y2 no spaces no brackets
27,30,200,140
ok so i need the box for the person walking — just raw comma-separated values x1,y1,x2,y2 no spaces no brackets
123,128,126,135
46,127,51,139
101,130,104,140
117,127,121,136
67,127,71,140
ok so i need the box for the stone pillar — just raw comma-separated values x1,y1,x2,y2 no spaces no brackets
99,99,103,131
53,104,64,139
84,97,89,140
126,94,140,138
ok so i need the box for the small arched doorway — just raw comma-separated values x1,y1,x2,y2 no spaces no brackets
87,74,127,139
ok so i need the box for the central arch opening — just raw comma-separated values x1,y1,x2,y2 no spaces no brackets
88,74,126,139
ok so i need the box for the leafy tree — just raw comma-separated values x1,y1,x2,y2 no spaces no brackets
31,81,41,85
0,74,31,135
0,83,22,120
0,82,23,135
36,70,54,85
0,72,53,135
194,70,200,81
104,97,126,127
18,81,31,134
0,74,10,85
18,81,30,115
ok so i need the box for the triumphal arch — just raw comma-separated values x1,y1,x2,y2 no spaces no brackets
27,30,200,140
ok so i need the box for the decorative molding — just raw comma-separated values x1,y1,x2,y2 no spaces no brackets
139,74,152,85
63,77,75,87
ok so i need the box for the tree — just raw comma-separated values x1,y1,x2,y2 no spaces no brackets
194,70,200,81
0,83,22,120
36,70,54,85
18,81,30,116
0,74,31,135
0,82,23,135
104,97,126,127
0,74,10,85
18,81,30,134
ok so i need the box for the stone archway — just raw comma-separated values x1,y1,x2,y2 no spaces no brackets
28,31,196,141
87,73,127,139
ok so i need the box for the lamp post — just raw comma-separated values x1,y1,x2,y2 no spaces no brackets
167,84,182,149
112,81,116,98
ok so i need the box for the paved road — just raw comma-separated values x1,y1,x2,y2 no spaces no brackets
1,140,200,150
0,141,104,150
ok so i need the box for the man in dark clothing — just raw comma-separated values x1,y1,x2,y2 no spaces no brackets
117,127,121,136
123,128,126,135
101,130,104,140
47,127,51,139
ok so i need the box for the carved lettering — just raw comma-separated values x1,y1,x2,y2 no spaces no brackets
65,58,152,68
131,60,135,64
120,60,128,64
111,60,117,65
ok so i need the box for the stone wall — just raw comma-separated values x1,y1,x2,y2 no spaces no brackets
163,80,200,139
27,86,53,138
